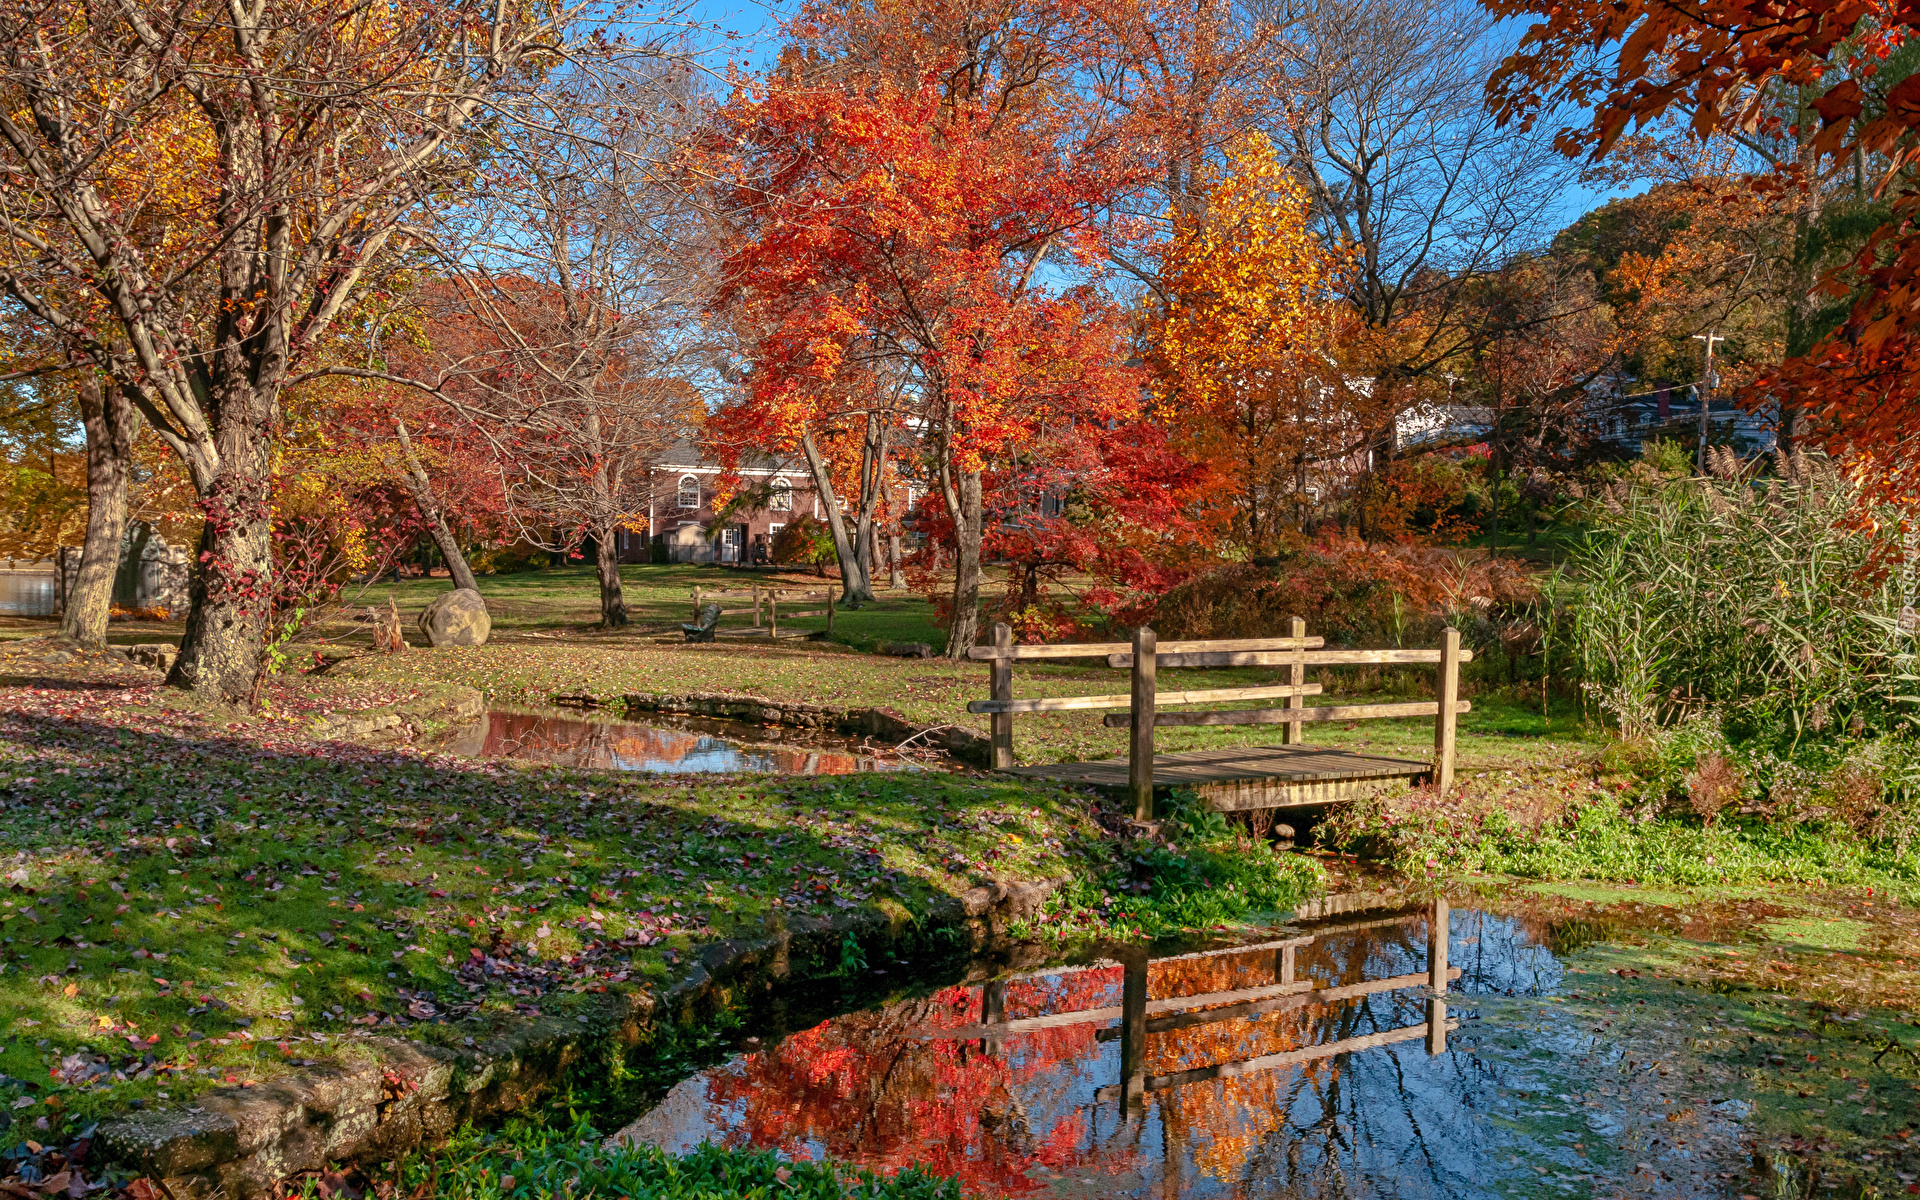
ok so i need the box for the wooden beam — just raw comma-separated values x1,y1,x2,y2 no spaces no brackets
1433,628,1461,794
967,635,1324,662
1093,1018,1461,1098
968,682,1324,715
1107,647,1475,669
1142,967,1462,1035
1129,625,1155,820
917,979,1319,1040
989,623,1013,770
1099,699,1471,727
1282,616,1307,746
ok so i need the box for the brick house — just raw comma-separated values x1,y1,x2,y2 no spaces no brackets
623,440,822,564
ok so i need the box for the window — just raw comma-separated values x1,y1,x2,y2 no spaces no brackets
769,479,793,511
769,523,784,537
676,474,700,510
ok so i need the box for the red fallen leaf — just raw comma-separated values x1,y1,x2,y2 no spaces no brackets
36,1172,70,1195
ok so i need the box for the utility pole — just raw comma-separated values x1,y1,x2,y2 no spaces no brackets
1692,330,1725,473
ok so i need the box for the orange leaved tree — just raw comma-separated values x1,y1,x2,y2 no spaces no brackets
707,0,1158,654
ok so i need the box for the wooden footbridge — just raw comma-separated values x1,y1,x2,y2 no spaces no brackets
967,621,1470,818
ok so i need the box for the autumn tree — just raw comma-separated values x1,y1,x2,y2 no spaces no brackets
1154,133,1399,552
708,0,1160,654
0,0,616,703
1483,0,1920,500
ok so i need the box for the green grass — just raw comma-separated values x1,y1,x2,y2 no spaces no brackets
0,661,1131,1132
393,1115,962,1200
325,564,953,652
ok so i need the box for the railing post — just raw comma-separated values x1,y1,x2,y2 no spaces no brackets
769,591,778,640
1129,624,1156,820
692,586,702,622
826,584,835,636
1427,896,1450,1054
753,584,762,628
1433,628,1460,793
990,622,1014,770
1118,943,1148,1111
1282,615,1307,745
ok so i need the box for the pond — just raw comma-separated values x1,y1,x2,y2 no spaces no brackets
0,573,54,618
450,707,930,776
615,893,1920,1198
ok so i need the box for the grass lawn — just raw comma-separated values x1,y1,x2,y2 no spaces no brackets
0,645,1155,1133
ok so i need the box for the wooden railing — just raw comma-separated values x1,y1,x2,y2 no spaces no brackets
689,583,836,640
967,621,1471,817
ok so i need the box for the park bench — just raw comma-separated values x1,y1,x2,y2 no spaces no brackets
682,602,723,642
688,583,836,640
967,620,1470,818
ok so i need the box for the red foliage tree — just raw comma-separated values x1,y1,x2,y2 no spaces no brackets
704,0,1171,654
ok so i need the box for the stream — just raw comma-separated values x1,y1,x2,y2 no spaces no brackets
614,889,1920,1199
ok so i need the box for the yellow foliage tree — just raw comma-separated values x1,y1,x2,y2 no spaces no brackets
1155,133,1396,555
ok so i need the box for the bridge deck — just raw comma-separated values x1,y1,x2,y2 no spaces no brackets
1003,744,1432,811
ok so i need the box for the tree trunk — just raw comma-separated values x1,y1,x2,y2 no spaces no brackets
167,463,273,707
942,466,983,657
888,534,905,589
596,526,628,627
395,419,480,593
59,374,139,646
799,431,873,602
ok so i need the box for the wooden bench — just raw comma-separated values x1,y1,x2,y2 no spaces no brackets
966,621,1470,818
688,584,837,640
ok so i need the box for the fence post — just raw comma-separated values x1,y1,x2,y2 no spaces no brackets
1432,628,1460,794
753,585,762,628
1129,624,1156,820
1427,896,1450,1054
1118,943,1148,1111
768,591,778,639
1282,615,1307,745
989,623,1014,769
692,586,702,622
826,584,835,636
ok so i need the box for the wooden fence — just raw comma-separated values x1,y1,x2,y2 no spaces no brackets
689,583,836,640
967,620,1470,817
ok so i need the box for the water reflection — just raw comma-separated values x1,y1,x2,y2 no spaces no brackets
619,900,1749,1197
460,709,920,775
0,574,54,617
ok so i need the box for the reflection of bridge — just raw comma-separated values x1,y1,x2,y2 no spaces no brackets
923,897,1458,1110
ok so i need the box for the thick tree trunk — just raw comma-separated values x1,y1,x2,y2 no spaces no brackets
59,374,138,646
596,527,628,627
943,467,983,657
888,534,906,590
799,431,873,602
395,419,480,593
167,464,273,706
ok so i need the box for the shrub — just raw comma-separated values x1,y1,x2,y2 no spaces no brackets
770,515,836,573
1564,446,1904,743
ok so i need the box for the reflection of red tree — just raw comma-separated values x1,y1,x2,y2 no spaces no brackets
704,981,1139,1195
480,713,867,774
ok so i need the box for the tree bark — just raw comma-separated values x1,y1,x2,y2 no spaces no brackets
799,431,874,602
595,524,628,627
394,420,481,593
59,374,139,646
941,464,984,657
167,462,274,706
888,534,906,589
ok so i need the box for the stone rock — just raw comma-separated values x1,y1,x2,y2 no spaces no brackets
126,643,179,671
417,589,490,647
879,641,933,658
